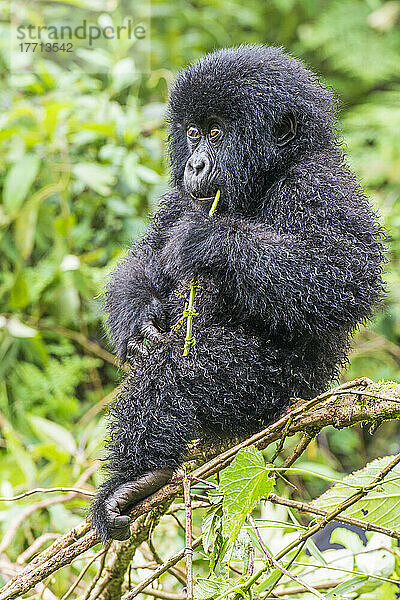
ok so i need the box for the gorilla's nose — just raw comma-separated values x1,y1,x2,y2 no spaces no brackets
187,154,208,176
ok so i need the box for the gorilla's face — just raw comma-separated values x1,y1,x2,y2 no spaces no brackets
182,112,298,208
169,46,336,213
183,119,225,205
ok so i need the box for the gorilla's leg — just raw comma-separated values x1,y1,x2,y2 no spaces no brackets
89,373,196,542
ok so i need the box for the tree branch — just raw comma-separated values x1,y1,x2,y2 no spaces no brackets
1,379,400,600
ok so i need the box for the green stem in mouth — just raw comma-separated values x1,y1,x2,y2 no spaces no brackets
208,188,221,217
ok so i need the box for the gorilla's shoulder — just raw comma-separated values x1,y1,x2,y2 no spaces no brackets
280,150,367,207
151,188,191,220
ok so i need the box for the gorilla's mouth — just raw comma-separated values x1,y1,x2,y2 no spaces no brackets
189,192,216,202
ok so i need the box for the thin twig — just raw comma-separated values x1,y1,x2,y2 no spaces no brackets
182,188,220,357
145,524,187,586
280,433,314,473
268,493,400,540
264,579,345,597
183,473,194,600
141,590,186,600
170,512,187,533
60,549,105,600
248,515,325,600
121,537,203,600
0,464,98,556
0,487,95,502
182,279,199,357
81,543,110,600
270,416,293,463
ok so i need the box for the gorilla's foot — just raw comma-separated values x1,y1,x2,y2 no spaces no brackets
102,468,173,541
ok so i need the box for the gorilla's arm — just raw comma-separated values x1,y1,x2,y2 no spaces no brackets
104,196,183,362
161,198,383,337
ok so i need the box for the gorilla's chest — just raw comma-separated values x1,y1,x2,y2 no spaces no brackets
164,277,232,332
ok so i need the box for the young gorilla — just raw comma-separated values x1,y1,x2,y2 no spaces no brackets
90,45,384,542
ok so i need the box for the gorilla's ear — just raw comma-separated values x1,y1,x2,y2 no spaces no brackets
275,112,297,147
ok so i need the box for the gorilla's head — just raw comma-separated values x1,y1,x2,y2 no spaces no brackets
168,45,338,214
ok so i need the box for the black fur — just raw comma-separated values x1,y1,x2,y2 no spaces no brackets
89,45,385,542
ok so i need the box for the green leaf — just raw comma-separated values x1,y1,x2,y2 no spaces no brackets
314,456,400,529
9,272,29,310
219,446,274,545
255,569,281,593
202,504,222,553
14,198,39,259
72,162,116,196
194,576,235,600
330,527,364,554
3,429,37,484
326,575,369,598
30,416,77,456
305,537,328,566
3,154,40,215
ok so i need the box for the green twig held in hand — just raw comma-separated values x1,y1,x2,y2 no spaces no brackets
182,189,221,357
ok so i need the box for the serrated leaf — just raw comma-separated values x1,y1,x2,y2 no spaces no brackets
3,154,40,215
220,446,274,545
30,415,77,456
314,456,400,529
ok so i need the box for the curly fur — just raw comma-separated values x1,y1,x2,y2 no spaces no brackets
90,45,385,542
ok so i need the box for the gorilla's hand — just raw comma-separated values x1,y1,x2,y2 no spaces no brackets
90,468,174,542
161,212,231,279
118,297,167,365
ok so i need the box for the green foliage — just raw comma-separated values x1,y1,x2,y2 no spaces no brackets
315,456,400,528
196,447,400,599
0,0,399,596
219,446,275,546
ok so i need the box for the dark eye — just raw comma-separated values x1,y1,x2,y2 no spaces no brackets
187,126,200,141
209,125,222,140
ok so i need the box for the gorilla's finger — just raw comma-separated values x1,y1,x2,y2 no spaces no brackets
126,339,149,358
104,495,131,540
106,468,173,516
153,311,168,332
117,339,128,365
142,322,166,343
129,468,174,499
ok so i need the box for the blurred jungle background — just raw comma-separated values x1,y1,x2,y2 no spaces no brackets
0,0,400,598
